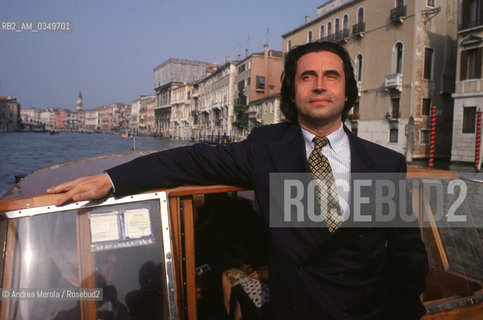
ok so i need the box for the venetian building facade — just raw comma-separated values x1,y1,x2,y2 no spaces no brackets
0,96,21,132
282,0,458,161
84,109,100,131
153,59,217,136
197,60,237,141
20,108,41,124
451,0,483,164
171,84,193,140
138,95,156,135
40,108,56,131
248,94,284,133
130,98,141,135
234,45,284,139
98,105,113,132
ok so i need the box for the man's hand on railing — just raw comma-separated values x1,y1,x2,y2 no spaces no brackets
46,173,113,206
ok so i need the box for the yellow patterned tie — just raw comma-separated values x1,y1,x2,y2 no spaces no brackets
308,137,342,232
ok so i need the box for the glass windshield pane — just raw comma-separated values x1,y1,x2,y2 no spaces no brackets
0,193,175,320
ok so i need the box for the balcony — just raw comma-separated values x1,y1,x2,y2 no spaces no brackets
247,110,258,119
211,103,222,111
384,73,403,91
234,105,248,113
333,29,350,44
390,5,407,23
352,22,365,37
385,111,401,122
232,119,248,128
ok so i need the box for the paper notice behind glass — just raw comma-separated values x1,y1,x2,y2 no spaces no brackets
124,208,152,239
90,212,121,243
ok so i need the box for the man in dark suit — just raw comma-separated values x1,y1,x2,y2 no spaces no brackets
48,41,428,319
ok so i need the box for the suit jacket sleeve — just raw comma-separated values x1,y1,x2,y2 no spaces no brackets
106,133,256,197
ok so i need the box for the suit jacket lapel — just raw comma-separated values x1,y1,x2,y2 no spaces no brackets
268,124,308,173
344,126,376,173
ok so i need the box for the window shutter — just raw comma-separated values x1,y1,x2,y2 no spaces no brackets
480,0,483,26
476,47,482,79
461,50,468,80
461,0,469,26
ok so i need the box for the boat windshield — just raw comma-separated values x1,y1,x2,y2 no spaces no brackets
0,193,176,320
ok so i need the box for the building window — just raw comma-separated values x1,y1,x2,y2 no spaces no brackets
287,40,292,51
343,15,348,31
356,54,363,81
308,30,313,43
424,47,434,79
420,129,430,144
427,0,435,7
256,76,265,92
358,7,364,23
328,22,332,36
461,0,482,29
390,128,398,143
335,18,340,33
460,48,482,80
394,42,404,74
463,106,477,133
391,98,400,118
422,98,431,116
397,0,405,7
320,25,325,39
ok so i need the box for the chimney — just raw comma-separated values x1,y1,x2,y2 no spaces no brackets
245,48,249,57
225,56,231,62
305,16,310,23
264,44,269,57
238,54,241,61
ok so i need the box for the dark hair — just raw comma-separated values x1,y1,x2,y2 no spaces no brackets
280,41,358,123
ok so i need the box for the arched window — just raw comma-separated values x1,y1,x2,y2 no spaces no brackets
357,54,363,81
320,25,325,39
308,30,313,43
287,40,292,51
335,18,340,33
394,42,403,74
358,7,364,23
328,22,332,36
343,15,349,31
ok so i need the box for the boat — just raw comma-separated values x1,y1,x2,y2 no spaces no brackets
0,153,482,319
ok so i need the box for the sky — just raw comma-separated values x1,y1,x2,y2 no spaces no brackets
0,0,327,110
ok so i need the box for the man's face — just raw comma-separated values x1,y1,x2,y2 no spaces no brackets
293,51,347,132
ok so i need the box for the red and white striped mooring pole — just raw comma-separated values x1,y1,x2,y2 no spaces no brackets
428,105,437,168
475,109,482,172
